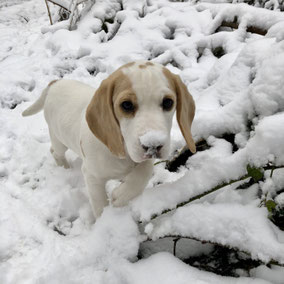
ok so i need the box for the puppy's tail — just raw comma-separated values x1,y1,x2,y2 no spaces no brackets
22,80,58,117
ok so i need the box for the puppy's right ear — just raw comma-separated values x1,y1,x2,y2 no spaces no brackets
86,75,126,158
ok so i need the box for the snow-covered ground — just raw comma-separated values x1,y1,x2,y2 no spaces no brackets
1,0,284,283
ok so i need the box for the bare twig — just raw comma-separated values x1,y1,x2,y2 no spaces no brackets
150,174,250,220
173,237,180,256
46,0,70,11
270,166,275,178
44,0,53,25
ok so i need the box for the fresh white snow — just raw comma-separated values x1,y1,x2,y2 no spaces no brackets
1,0,284,283
146,203,284,263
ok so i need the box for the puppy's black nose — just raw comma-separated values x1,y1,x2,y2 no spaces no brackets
139,130,167,158
142,144,163,153
142,144,163,159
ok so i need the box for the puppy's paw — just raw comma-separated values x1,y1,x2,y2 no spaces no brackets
112,183,135,207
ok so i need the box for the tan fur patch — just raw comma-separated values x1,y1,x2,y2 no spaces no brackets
48,80,58,88
139,64,147,69
162,68,175,92
86,68,134,158
146,62,154,66
113,91,138,119
122,62,135,69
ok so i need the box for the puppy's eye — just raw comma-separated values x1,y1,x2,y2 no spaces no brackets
162,98,174,111
121,101,135,112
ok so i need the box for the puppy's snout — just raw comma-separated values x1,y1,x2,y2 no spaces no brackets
139,130,167,159
141,143,163,159
142,144,163,153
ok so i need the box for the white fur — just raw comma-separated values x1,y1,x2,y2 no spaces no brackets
22,61,176,219
120,62,175,163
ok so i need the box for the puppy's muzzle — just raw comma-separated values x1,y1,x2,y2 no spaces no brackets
139,130,167,159
142,144,163,159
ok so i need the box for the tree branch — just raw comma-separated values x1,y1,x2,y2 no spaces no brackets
44,0,53,25
144,235,284,267
150,165,284,220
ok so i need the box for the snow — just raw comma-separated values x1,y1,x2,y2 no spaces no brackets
247,113,284,166
1,0,284,283
0,206,139,283
146,203,284,264
251,265,284,284
131,147,248,221
275,193,284,206
120,252,272,284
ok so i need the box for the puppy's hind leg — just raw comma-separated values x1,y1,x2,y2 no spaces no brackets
49,130,70,169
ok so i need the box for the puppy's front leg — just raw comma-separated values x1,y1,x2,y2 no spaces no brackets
82,165,108,218
112,160,153,207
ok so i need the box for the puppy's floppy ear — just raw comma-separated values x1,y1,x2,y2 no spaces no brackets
86,74,126,158
164,69,196,153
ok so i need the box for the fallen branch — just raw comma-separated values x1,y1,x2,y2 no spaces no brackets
163,140,210,172
144,235,284,267
150,164,284,220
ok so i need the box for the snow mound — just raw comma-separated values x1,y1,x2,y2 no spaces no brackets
146,203,284,264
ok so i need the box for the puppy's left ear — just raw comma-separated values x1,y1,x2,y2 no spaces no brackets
164,69,196,153
86,74,126,158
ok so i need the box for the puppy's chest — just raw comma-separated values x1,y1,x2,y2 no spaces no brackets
86,151,136,180
102,158,136,180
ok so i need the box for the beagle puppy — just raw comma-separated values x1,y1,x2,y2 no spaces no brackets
22,61,196,219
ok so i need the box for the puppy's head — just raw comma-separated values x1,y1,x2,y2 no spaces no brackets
86,61,196,163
